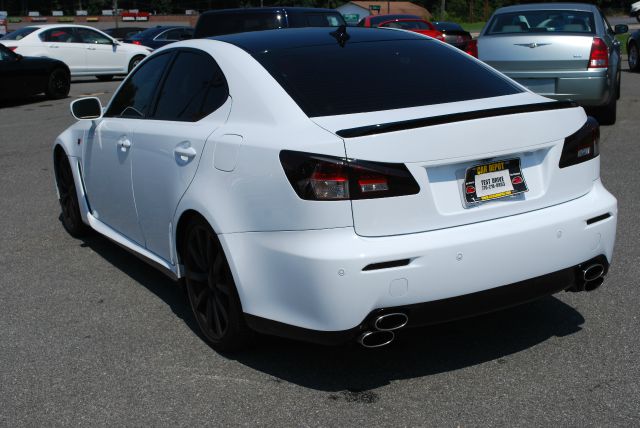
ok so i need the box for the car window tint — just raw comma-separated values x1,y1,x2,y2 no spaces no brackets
1,26,37,40
153,51,228,122
0,45,12,60
164,28,184,40
105,53,172,118
195,13,284,37
255,39,521,117
76,28,112,44
486,10,596,34
40,27,78,43
289,13,345,27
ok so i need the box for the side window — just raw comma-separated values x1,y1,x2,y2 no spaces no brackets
76,28,112,44
105,53,172,118
39,27,77,43
152,51,229,122
159,28,183,40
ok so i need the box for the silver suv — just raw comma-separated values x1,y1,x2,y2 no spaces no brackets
477,3,627,124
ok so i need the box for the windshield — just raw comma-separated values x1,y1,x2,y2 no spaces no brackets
486,10,596,34
254,39,521,117
1,27,38,40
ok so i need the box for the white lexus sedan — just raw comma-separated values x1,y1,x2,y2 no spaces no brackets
0,24,150,80
52,28,617,351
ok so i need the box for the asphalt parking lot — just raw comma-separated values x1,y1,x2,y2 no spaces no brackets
1,66,639,425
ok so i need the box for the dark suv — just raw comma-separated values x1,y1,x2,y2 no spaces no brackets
193,7,346,38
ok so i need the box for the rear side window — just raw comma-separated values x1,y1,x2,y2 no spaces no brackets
195,13,284,38
153,51,228,122
156,28,183,41
486,10,596,34
39,27,78,43
255,39,521,117
105,53,172,118
1,27,37,40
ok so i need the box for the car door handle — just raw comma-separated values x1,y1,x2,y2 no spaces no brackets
174,146,197,159
117,138,131,151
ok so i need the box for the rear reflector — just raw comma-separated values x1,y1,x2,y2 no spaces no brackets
588,37,608,68
280,150,420,200
559,116,600,168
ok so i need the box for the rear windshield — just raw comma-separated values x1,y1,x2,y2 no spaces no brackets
255,39,521,117
287,12,345,28
195,13,284,38
380,20,431,30
1,27,37,40
486,10,596,34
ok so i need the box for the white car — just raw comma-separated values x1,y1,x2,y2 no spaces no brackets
52,28,617,351
0,24,151,80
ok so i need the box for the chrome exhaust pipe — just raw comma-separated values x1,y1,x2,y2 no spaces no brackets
358,330,395,348
582,263,605,282
584,276,605,292
374,313,409,331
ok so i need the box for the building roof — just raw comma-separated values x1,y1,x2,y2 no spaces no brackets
345,1,432,20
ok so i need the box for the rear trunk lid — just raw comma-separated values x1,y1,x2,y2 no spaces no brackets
312,93,594,237
478,34,594,72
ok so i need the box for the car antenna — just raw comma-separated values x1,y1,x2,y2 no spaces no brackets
330,25,350,47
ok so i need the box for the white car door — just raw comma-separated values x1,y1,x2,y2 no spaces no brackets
131,49,231,262
38,27,86,73
82,52,173,244
75,27,127,74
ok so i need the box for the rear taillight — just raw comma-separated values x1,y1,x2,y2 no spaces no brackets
465,39,478,58
588,37,608,68
132,40,142,45
7,46,17,51
280,150,420,200
559,117,600,168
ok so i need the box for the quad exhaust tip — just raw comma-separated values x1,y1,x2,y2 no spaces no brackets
358,330,395,348
570,261,607,292
358,312,409,348
582,263,605,283
374,313,409,331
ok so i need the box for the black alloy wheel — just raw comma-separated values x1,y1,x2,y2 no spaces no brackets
629,42,639,72
183,219,251,351
46,68,70,100
55,152,89,237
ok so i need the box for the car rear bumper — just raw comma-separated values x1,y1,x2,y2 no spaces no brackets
504,70,611,106
222,179,616,336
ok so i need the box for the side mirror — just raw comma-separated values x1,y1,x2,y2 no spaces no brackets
614,24,628,35
70,97,104,121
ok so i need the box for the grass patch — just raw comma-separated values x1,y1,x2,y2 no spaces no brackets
616,34,629,55
458,21,486,33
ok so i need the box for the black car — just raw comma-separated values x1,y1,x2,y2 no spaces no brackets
194,7,345,38
123,26,193,49
103,26,146,41
628,30,640,72
431,21,473,51
0,44,70,101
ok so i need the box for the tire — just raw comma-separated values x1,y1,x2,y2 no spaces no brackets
182,217,252,352
96,75,113,81
596,89,617,126
629,42,640,72
45,68,70,100
128,55,145,73
55,151,90,238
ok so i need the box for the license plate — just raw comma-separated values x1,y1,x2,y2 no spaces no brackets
464,158,528,205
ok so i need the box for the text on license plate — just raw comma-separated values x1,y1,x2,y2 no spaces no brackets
464,159,528,204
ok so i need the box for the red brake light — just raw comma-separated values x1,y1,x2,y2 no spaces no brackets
7,46,17,51
588,37,608,68
132,40,142,45
280,151,420,200
465,39,478,58
559,117,600,168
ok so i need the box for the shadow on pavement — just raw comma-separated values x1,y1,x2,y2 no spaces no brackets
78,231,585,395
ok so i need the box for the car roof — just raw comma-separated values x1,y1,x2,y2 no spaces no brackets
494,2,596,14
27,24,110,30
210,26,426,54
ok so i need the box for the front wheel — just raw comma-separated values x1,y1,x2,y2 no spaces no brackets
183,218,252,352
55,151,90,238
629,42,639,72
128,55,145,73
45,68,70,99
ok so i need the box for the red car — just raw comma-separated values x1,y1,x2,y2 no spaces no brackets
378,18,445,41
